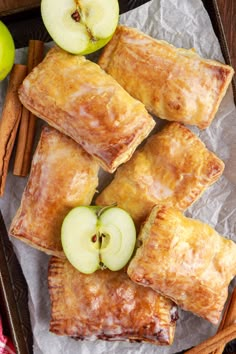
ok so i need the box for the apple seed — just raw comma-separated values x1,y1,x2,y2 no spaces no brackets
91,235,97,243
71,9,81,22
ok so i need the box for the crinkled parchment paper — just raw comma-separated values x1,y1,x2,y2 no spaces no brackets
0,0,236,353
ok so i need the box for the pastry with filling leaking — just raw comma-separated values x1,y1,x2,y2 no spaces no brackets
127,205,236,325
10,127,99,257
48,256,178,344
96,122,224,227
99,25,234,129
18,46,155,173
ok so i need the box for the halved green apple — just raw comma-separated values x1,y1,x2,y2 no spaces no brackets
61,206,136,274
41,0,119,55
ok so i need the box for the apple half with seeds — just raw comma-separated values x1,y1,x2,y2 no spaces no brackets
61,206,136,274
41,0,119,55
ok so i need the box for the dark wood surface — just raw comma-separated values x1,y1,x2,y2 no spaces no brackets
0,0,39,16
217,0,236,71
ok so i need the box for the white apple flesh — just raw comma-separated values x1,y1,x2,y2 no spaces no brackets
99,208,136,271
61,207,100,274
41,0,119,55
61,206,136,274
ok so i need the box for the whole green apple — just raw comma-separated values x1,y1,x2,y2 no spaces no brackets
61,205,136,274
0,21,15,81
41,0,119,55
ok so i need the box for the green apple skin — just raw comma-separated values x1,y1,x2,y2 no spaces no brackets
78,34,113,56
0,21,15,81
41,0,119,55
61,206,136,274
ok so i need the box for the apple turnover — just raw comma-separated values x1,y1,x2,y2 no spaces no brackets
10,127,99,257
18,46,155,173
48,256,178,344
127,205,236,325
96,122,224,227
99,25,234,129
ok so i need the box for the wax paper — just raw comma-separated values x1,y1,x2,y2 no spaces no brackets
0,0,236,353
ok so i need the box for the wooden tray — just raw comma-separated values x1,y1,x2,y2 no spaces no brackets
0,1,235,353
0,0,39,16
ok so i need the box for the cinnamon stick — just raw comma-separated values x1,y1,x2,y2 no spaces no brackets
0,64,27,196
13,40,44,177
212,287,236,354
185,323,236,354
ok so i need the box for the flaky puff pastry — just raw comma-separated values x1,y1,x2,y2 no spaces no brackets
96,122,224,227
10,127,99,257
99,25,234,129
18,46,155,173
48,257,178,344
127,205,236,324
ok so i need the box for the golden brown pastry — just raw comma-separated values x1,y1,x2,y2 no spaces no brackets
99,25,234,129
127,205,236,325
10,127,99,257
18,46,155,173
48,256,178,344
96,122,224,227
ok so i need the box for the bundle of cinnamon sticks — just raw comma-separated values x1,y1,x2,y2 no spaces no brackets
0,40,44,197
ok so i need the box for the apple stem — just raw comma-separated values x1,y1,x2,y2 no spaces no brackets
87,28,97,42
99,262,107,270
75,0,81,10
96,203,117,218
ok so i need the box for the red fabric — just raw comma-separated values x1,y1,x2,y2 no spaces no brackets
0,316,15,354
